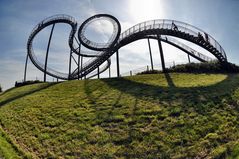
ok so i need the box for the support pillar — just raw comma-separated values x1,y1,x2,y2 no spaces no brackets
81,56,83,80
157,35,166,72
97,67,100,79
109,63,111,78
116,50,120,77
147,38,154,70
187,54,191,63
68,49,73,80
78,44,81,80
44,24,55,82
24,54,28,82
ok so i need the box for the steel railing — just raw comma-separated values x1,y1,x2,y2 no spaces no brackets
118,19,226,59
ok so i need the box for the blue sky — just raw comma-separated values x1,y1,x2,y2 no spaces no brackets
0,0,238,90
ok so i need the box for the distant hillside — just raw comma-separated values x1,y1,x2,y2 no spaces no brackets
0,73,239,158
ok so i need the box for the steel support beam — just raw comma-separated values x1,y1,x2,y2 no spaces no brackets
78,44,81,80
188,54,191,63
157,35,166,72
78,54,81,80
81,56,83,80
24,54,28,82
116,50,120,77
147,38,154,70
97,67,100,79
109,61,111,78
68,49,73,80
44,24,55,82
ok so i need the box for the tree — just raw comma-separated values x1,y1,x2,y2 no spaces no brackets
0,85,2,92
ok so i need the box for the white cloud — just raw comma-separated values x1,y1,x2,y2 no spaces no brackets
128,0,166,23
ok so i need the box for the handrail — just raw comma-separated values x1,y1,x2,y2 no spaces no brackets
118,19,226,59
160,36,214,62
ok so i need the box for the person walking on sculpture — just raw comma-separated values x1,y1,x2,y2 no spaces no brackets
172,22,178,31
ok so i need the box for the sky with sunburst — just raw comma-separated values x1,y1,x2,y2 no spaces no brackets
0,0,238,90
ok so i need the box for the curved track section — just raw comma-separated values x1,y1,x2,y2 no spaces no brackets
28,15,227,80
27,14,77,80
79,19,227,78
118,20,226,62
71,14,121,79
27,14,111,80
78,14,121,51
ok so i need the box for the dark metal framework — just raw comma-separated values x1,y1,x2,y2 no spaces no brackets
78,14,121,51
157,35,166,72
24,14,227,81
147,38,154,70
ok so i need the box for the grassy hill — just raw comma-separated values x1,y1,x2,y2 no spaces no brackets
0,73,239,158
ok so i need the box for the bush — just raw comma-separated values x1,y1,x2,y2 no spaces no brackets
15,80,43,87
137,69,161,75
168,61,239,73
138,61,239,75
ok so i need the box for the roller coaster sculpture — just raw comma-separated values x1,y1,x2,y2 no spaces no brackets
24,14,227,81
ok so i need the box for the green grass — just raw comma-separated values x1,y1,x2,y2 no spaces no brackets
0,127,21,159
0,73,239,158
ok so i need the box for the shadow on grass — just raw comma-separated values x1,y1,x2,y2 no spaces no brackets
106,91,123,119
0,83,57,107
84,79,140,148
82,73,239,115
76,74,239,158
164,73,175,88
84,79,110,104
100,73,239,113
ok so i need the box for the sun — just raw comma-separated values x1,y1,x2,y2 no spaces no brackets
128,0,165,22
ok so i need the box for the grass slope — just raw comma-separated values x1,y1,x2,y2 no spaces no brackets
0,73,239,158
0,127,21,159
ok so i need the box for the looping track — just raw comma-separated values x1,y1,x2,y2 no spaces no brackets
27,15,77,79
78,14,121,51
27,14,227,80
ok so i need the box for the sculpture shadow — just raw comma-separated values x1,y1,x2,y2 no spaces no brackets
100,73,239,113
84,79,110,104
74,74,239,157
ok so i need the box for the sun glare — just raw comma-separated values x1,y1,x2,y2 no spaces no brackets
129,0,165,22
